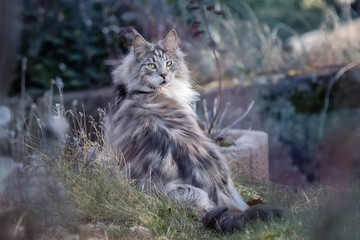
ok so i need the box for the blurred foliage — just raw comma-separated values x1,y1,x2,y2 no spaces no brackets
12,0,337,94
12,0,124,95
225,0,325,39
12,0,189,95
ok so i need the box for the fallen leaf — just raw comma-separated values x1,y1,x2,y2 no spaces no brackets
246,198,264,207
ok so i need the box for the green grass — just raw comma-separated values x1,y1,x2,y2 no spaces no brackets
58,166,207,239
56,154,327,239
49,119,325,239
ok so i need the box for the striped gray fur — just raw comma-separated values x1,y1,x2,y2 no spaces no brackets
105,30,284,232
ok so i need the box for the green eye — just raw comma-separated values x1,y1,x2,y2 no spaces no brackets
148,63,156,69
166,61,172,67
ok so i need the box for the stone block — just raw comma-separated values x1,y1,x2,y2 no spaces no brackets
219,129,269,182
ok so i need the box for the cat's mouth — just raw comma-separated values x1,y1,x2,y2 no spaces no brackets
160,80,168,85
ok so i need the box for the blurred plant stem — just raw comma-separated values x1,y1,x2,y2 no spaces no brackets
20,57,27,116
198,0,223,134
319,60,360,138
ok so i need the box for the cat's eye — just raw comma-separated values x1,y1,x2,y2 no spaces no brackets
148,63,156,69
166,61,172,67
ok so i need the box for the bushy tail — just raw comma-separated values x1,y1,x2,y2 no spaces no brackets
202,205,286,233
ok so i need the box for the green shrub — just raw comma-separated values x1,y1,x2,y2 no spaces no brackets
13,0,115,94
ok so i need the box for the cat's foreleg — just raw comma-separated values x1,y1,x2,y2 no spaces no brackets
229,185,249,211
165,183,215,218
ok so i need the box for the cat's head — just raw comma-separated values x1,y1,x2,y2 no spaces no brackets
114,30,188,91
113,30,198,106
131,30,180,90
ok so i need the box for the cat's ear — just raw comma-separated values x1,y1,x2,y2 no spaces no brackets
163,29,178,52
133,34,149,58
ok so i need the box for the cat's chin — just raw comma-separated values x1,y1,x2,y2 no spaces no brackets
159,83,171,89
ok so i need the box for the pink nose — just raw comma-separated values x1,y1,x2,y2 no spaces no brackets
160,73,167,79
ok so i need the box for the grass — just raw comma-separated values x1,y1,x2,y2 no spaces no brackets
57,123,360,240
51,132,328,240
59,167,205,239
56,161,325,239
71,169,360,240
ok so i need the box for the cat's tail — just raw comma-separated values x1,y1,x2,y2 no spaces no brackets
202,205,286,233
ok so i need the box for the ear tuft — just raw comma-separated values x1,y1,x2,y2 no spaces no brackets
133,34,148,58
163,29,178,52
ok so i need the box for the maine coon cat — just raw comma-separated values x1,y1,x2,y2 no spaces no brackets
105,29,284,232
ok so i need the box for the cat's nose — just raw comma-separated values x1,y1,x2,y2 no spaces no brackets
160,73,167,79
